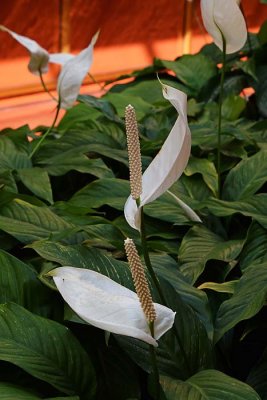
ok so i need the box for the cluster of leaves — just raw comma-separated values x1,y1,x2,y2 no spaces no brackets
1,20,267,400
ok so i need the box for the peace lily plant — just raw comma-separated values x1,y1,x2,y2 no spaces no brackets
200,0,247,196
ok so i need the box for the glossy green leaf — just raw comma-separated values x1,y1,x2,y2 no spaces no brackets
0,198,74,243
198,280,238,294
239,222,267,271
0,250,51,316
161,370,260,399
29,240,135,290
185,157,218,196
205,195,267,229
0,303,96,397
157,54,217,96
178,225,244,284
68,178,130,211
0,137,31,170
215,262,267,342
17,167,53,204
223,150,267,200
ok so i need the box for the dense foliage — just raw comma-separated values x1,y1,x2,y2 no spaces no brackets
0,20,267,400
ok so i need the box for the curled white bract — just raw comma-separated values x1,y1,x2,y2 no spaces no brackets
200,0,247,54
124,83,193,230
51,267,175,347
0,25,49,74
57,31,99,109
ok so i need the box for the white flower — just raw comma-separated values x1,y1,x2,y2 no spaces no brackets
124,83,195,230
0,25,49,75
200,0,247,54
57,31,99,109
50,267,175,347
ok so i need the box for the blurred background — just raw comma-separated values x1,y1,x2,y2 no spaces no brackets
0,0,266,129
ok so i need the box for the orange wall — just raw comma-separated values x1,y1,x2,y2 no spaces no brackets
0,0,266,128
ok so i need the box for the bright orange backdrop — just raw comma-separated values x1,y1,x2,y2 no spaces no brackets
0,0,266,128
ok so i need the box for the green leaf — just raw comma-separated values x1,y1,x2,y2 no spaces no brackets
214,262,267,342
239,222,267,271
198,280,238,294
28,240,135,290
0,137,31,170
57,103,102,132
17,167,53,204
37,147,113,178
68,178,130,212
178,225,244,284
223,150,267,200
0,382,41,399
204,195,267,229
185,157,218,196
0,198,75,243
157,54,217,96
0,303,96,398
103,92,151,119
161,370,260,399
222,95,246,121
0,250,51,316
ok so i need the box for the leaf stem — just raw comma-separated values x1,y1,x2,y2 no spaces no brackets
217,36,226,199
29,103,61,159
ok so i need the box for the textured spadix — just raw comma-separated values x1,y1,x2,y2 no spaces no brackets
57,31,98,109
124,83,193,230
0,25,49,75
50,267,175,347
200,0,247,54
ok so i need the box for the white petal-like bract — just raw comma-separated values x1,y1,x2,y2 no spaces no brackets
200,0,247,54
124,83,191,230
57,31,99,109
51,267,175,347
0,25,49,75
49,53,74,65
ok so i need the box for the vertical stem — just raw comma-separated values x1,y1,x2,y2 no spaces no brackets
140,206,192,377
29,104,61,159
39,71,58,102
140,206,166,305
149,321,160,400
217,36,226,198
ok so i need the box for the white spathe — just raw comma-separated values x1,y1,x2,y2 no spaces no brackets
51,266,175,347
0,25,49,75
57,31,99,109
124,83,193,230
200,0,247,54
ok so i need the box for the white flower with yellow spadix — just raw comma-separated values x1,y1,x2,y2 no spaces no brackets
0,25,50,75
124,83,201,230
57,31,99,109
49,266,175,347
200,0,247,54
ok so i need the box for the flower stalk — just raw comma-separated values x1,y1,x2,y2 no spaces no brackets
217,35,226,198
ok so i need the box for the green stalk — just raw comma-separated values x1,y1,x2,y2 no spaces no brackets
217,35,226,199
140,206,166,305
39,71,58,102
148,321,160,400
29,103,60,159
139,205,191,377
